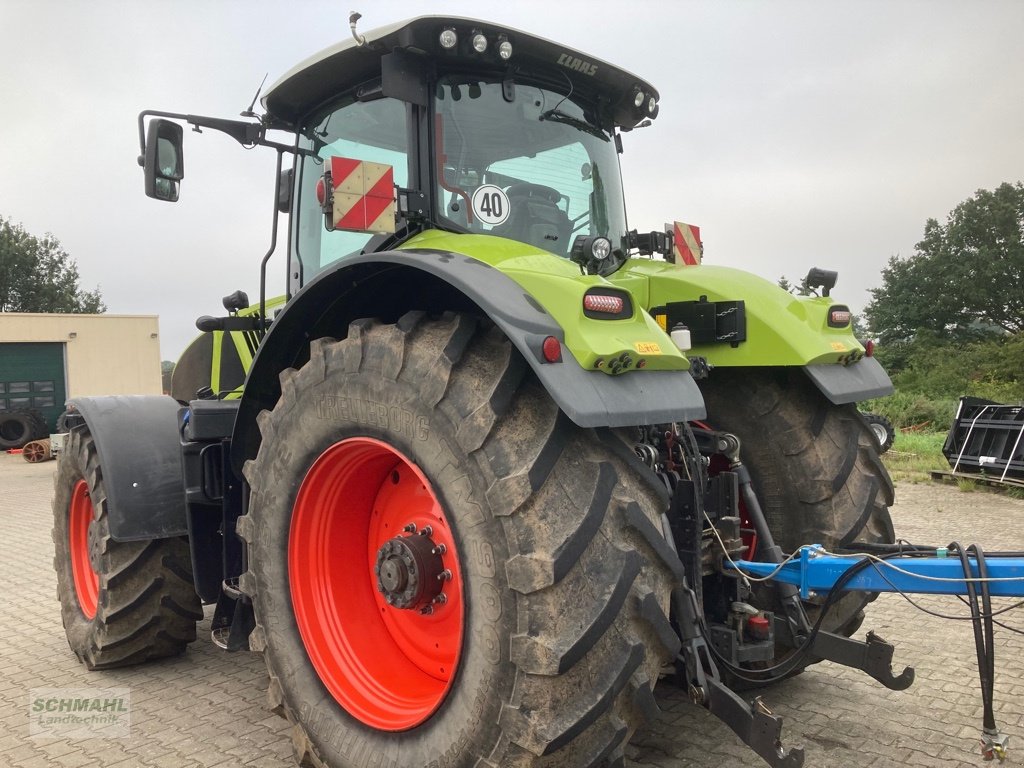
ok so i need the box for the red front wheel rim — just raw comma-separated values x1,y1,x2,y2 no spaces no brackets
289,437,464,731
69,479,99,619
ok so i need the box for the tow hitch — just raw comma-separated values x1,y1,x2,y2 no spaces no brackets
667,427,1022,766
727,544,1022,762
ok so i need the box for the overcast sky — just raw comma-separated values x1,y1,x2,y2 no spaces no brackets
2,0,1023,361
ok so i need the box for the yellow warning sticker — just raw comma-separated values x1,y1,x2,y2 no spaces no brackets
830,342,847,352
634,342,662,355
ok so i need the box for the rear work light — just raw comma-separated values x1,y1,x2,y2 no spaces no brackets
828,305,852,328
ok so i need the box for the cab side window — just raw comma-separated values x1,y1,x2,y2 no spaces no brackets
296,97,409,281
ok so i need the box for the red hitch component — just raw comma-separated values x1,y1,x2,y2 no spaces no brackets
747,614,771,642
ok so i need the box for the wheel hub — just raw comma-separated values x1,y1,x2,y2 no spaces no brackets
375,531,444,609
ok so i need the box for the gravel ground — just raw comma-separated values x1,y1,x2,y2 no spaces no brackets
1,452,1022,767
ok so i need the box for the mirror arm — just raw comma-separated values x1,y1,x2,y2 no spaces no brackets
186,114,263,146
138,109,299,156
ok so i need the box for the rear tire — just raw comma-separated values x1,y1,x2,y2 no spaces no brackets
238,313,679,768
52,427,203,669
699,368,895,669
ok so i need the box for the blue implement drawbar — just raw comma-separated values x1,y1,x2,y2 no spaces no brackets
726,545,1024,599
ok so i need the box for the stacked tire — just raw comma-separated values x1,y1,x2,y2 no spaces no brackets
0,408,48,450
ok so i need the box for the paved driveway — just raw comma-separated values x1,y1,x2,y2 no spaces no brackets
1,452,1022,767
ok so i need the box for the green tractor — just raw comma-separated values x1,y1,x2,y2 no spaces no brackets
52,14,899,767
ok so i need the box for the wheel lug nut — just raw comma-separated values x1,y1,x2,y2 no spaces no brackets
431,544,447,555
419,604,434,615
437,569,452,582
419,525,433,536
433,593,447,605
403,523,417,533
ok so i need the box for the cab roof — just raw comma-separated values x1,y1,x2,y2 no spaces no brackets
262,15,660,129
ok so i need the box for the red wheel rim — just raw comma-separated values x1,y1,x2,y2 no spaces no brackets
69,479,99,619
289,437,464,731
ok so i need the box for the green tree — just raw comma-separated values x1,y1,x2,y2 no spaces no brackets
851,314,869,339
0,216,105,313
864,182,1024,344
776,275,813,296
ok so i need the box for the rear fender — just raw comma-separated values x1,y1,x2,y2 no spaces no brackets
613,260,893,403
804,357,892,404
68,396,187,541
618,260,866,366
230,249,706,476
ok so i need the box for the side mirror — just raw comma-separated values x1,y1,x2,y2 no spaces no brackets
143,119,184,202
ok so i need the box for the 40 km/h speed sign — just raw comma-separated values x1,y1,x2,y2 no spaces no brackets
471,185,510,226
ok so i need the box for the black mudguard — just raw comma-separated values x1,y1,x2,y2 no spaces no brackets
230,249,706,476
69,395,187,541
803,357,893,405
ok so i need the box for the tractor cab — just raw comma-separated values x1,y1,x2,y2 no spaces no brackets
143,15,662,292
269,16,661,288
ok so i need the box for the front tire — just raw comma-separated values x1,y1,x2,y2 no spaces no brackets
52,427,203,669
238,313,678,768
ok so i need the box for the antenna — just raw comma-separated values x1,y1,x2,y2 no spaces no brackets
240,73,269,118
349,11,367,46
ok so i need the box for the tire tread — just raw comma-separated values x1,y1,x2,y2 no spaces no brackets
52,429,202,671
239,316,676,768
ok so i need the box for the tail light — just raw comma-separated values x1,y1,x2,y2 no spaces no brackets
584,294,623,313
828,305,851,328
582,289,632,319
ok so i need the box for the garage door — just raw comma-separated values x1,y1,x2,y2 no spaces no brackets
0,342,67,432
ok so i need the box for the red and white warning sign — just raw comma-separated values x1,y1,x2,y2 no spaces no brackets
327,156,396,234
672,221,702,266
